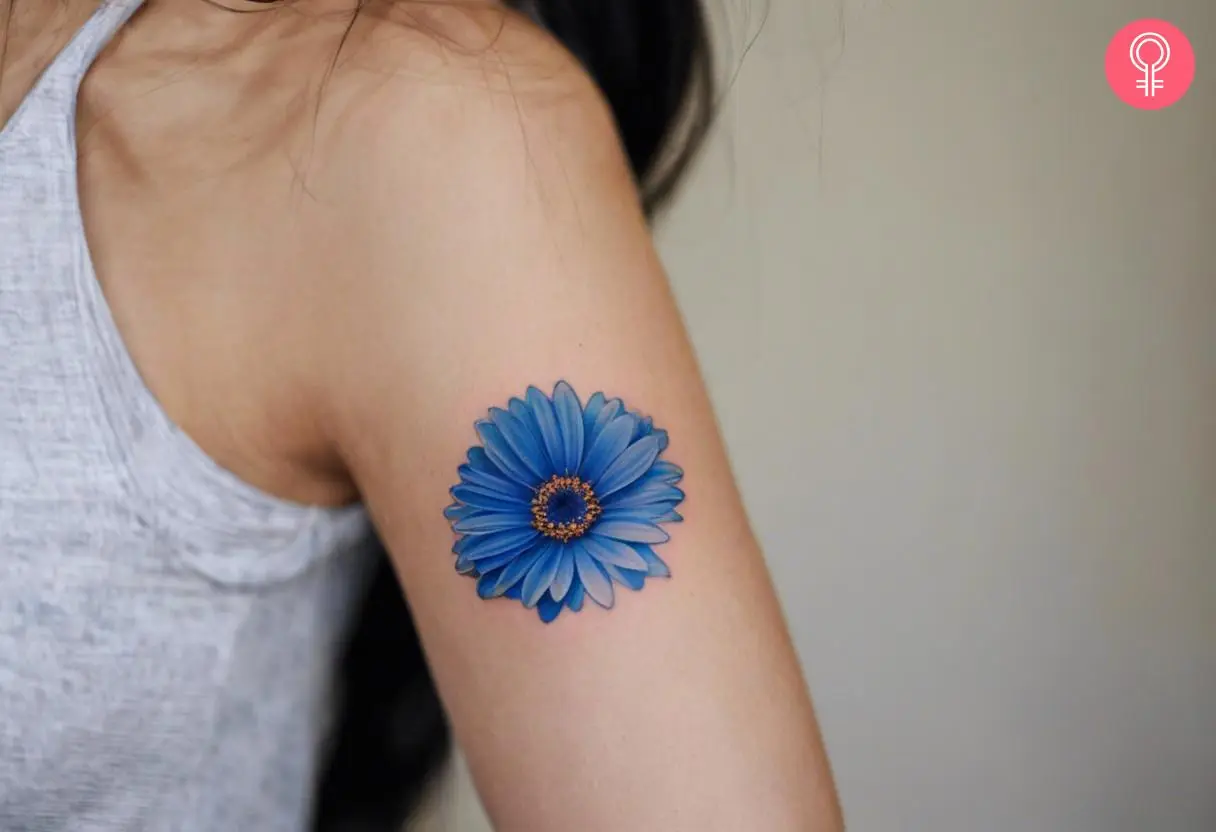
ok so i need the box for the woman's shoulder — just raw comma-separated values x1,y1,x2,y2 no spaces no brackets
311,2,619,170
337,0,569,80
296,1,638,283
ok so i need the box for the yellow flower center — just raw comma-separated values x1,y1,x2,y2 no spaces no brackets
531,475,602,542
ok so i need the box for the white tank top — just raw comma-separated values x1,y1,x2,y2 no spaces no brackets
0,2,373,828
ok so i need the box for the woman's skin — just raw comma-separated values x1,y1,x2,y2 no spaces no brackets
2,1,844,828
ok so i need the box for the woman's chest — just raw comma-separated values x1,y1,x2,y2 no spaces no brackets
71,57,358,509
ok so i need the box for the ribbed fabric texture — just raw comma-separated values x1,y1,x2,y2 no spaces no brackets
0,3,372,828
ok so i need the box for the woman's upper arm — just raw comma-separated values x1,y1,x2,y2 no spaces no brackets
314,41,841,830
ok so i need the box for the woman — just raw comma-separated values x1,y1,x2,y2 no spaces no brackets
0,0,843,829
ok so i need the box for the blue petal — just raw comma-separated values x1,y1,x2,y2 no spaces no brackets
450,508,542,535
653,510,683,523
464,449,534,501
566,579,585,611
582,534,649,570
490,408,550,482
526,387,563,475
599,506,679,524
586,398,623,450
601,468,682,506
574,547,614,608
581,414,636,485
460,526,539,561
450,484,526,513
453,511,533,534
633,544,671,578
631,415,654,442
477,568,505,598
507,396,540,435
648,460,684,484
503,582,524,601
508,398,550,471
455,555,478,575
444,503,480,522
470,547,525,573
593,518,670,544
652,429,669,451
582,392,607,434
491,545,546,597
521,542,563,608
537,593,564,623
552,381,584,475
601,562,647,591
595,398,623,429
594,435,662,497
604,502,680,521
549,546,576,601
603,482,684,512
476,421,541,487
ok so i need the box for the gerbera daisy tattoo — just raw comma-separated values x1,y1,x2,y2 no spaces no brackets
445,381,684,622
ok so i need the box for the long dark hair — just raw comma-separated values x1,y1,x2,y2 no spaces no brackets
312,2,714,829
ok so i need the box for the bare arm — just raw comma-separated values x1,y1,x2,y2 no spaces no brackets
313,30,842,830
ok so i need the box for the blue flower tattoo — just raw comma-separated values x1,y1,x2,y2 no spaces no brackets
445,381,684,622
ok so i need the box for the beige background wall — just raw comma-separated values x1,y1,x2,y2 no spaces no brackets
421,0,1215,828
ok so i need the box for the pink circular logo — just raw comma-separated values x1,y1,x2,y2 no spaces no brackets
1106,20,1195,109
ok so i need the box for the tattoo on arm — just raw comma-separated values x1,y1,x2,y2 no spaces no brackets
445,382,685,622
